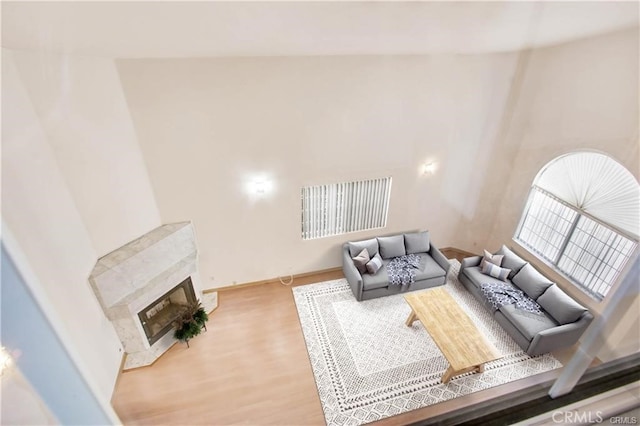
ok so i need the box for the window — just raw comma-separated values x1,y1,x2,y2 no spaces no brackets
516,188,636,300
515,152,639,301
301,177,392,240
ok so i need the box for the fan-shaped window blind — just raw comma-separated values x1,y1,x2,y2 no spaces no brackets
515,152,639,301
535,152,639,238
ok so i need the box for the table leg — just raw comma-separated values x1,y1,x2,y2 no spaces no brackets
442,364,485,384
442,365,456,384
405,310,417,326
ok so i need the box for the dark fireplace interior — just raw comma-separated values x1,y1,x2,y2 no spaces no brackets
138,277,197,346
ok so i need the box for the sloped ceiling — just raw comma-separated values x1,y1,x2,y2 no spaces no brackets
2,1,638,58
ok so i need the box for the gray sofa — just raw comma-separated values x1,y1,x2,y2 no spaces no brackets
343,231,450,301
458,245,594,356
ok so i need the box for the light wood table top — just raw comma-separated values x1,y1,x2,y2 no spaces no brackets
404,286,500,383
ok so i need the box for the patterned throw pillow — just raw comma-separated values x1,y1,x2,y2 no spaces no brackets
366,253,383,275
481,262,511,281
352,248,370,274
480,249,504,269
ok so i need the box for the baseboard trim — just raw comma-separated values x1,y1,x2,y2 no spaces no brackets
111,352,127,401
208,247,477,293
214,267,343,292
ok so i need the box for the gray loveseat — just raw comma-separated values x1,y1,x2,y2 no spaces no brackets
343,231,450,301
458,245,594,356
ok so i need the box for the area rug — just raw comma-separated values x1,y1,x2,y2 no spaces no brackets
292,260,562,426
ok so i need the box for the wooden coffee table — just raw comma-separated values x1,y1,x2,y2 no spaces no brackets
404,287,500,383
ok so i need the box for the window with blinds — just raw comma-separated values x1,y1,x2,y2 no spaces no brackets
515,152,639,301
301,177,392,240
516,187,637,300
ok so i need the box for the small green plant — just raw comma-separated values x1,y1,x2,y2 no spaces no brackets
193,307,209,327
173,301,208,347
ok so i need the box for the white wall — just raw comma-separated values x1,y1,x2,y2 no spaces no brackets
117,30,638,361
478,29,639,358
2,49,124,401
117,53,521,287
480,29,638,309
10,50,162,256
485,28,639,255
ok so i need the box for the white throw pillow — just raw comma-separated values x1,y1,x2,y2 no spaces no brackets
480,249,504,269
366,253,383,275
481,262,511,281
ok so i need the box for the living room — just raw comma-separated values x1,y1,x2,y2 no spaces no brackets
2,1,639,425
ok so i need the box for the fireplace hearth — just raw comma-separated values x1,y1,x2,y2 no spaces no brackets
89,222,217,369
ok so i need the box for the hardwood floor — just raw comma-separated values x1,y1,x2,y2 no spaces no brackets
112,267,582,425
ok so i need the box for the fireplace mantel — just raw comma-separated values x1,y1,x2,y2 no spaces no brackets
89,222,217,369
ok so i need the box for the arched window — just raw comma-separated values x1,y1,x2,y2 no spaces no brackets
514,151,639,301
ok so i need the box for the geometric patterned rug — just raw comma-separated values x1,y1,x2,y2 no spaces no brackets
292,260,562,426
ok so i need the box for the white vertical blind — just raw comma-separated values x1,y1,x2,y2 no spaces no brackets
301,177,392,240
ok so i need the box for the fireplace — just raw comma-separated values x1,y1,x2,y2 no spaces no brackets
138,277,197,346
89,222,218,369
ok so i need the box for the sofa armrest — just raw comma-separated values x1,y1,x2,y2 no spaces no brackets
429,244,451,276
342,245,364,301
527,312,594,356
461,256,482,270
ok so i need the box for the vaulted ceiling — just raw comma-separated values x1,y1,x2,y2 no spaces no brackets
2,1,638,58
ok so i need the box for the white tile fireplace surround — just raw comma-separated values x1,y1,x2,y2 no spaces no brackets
89,222,217,369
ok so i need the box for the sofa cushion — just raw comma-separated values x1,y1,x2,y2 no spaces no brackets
362,259,391,291
413,253,447,281
480,249,504,269
462,266,508,288
366,253,383,275
512,263,554,300
538,284,587,325
348,238,379,258
496,245,528,279
377,235,406,259
481,262,511,281
404,231,430,254
499,304,558,341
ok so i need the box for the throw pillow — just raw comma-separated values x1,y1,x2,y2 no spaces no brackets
481,262,511,281
366,253,383,275
404,231,430,254
512,263,554,300
352,248,370,274
377,235,406,259
480,249,504,269
537,284,587,325
496,245,528,279
348,238,379,258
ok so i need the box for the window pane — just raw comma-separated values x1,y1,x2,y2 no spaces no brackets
516,189,576,263
557,216,637,300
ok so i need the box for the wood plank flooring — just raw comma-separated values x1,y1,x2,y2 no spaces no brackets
112,268,580,425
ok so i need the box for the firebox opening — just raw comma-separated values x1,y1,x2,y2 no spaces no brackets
137,277,197,346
